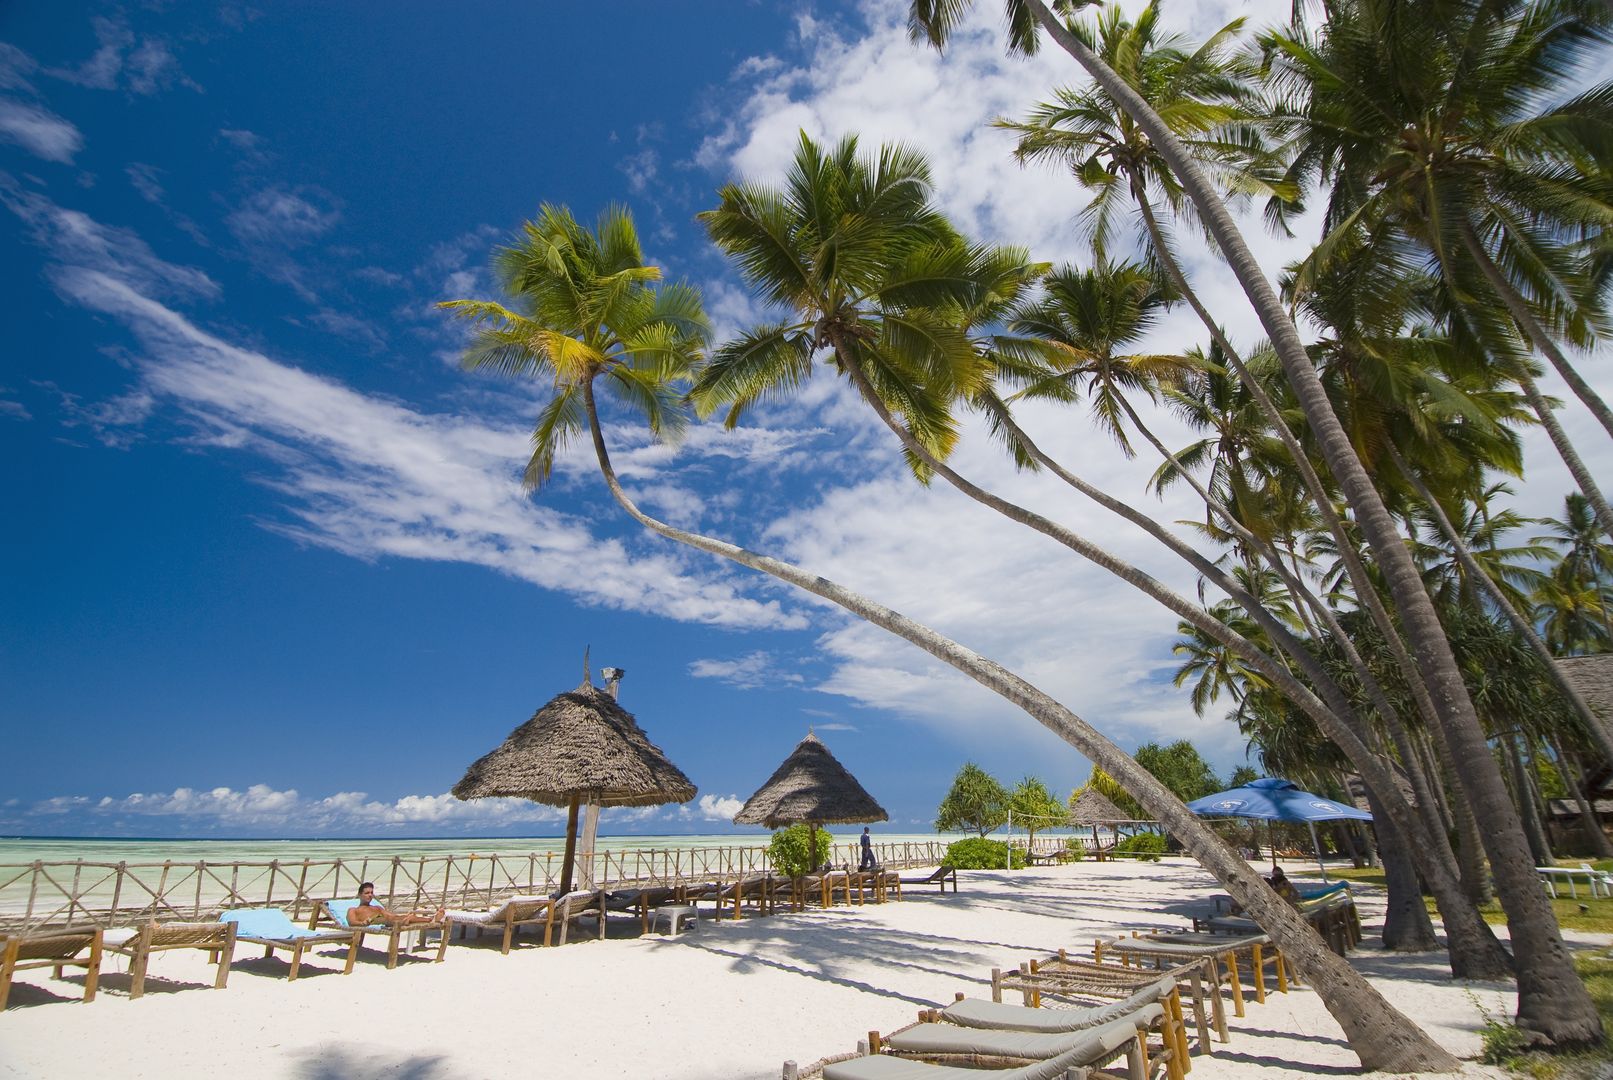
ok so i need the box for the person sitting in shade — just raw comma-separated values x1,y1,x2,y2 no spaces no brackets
349,881,445,926
1267,866,1302,905
859,826,877,872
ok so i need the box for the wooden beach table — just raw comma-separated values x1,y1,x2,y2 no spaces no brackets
1093,931,1287,1022
0,926,103,1010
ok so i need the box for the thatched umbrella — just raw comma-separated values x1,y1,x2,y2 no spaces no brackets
453,672,696,895
1067,788,1134,853
733,732,887,874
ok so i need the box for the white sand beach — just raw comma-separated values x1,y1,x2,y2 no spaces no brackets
0,859,1575,1080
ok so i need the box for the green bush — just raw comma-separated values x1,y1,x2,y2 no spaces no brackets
1113,833,1167,861
768,824,836,877
1063,838,1086,861
942,837,1027,870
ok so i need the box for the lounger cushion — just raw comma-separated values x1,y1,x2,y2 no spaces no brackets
940,981,1172,1032
887,1010,1150,1060
444,895,549,924
222,907,328,940
1101,931,1269,954
324,899,363,929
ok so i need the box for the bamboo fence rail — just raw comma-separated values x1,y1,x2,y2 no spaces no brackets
0,840,953,932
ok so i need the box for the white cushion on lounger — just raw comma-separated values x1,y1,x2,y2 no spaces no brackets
940,980,1173,1031
824,1016,1140,1080
886,1009,1152,1061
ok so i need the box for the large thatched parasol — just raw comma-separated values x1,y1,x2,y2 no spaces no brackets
733,732,887,874
453,671,695,895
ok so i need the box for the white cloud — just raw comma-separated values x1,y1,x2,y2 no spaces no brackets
0,98,84,163
227,184,342,249
2,175,218,300
695,793,744,820
689,651,805,689
50,17,198,96
18,784,568,832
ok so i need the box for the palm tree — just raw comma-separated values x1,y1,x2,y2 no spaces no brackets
1535,561,1613,655
913,0,1600,1048
1266,0,1613,539
1537,493,1613,642
445,197,1452,1067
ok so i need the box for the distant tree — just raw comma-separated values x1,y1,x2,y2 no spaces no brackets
1227,765,1259,788
936,763,1009,836
1134,740,1223,802
1008,776,1066,847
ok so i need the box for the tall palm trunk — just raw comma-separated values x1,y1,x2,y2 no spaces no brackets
1372,788,1441,952
856,349,1510,979
578,380,1460,1072
1026,0,1601,1046
1505,734,1555,866
1555,741,1613,858
1388,443,1613,766
1131,195,1476,888
1459,228,1613,544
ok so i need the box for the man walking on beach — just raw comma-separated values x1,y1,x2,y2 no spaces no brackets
859,827,876,871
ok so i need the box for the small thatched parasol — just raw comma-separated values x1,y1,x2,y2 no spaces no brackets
733,732,887,874
1067,787,1149,853
453,673,696,895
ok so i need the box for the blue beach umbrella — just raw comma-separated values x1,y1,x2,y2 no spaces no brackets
1187,778,1372,880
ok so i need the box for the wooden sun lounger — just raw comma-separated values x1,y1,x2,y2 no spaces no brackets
103,921,236,999
990,955,1216,1052
313,900,449,969
1092,932,1288,1020
222,908,360,981
857,1008,1166,1080
899,866,958,894
445,894,575,953
0,926,103,1010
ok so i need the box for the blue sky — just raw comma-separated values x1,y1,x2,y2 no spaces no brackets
4,1,1609,839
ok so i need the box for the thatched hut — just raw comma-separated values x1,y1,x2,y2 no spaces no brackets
453,672,695,895
1067,788,1137,854
734,732,887,872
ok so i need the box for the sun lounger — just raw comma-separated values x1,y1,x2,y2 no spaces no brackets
823,1011,1154,1080
0,926,103,1009
1092,932,1285,1019
996,952,1220,1049
706,875,775,921
1196,891,1360,954
444,894,565,953
899,866,958,894
883,1003,1177,1080
103,921,235,999
221,908,359,981
314,899,449,968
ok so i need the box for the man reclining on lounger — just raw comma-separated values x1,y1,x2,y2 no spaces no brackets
349,882,445,926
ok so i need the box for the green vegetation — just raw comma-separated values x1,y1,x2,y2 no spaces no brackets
942,837,1026,870
1007,776,1066,845
935,763,1010,837
1112,833,1168,861
768,824,835,877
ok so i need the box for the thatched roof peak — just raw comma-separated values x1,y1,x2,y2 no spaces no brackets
1067,788,1130,825
452,679,695,809
733,732,887,828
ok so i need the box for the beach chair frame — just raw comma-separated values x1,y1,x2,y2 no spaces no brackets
0,926,103,1010
312,900,449,968
105,921,236,999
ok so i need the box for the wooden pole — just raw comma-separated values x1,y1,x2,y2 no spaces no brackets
559,794,581,897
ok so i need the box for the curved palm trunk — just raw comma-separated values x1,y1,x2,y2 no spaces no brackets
1458,226,1613,446
856,352,1509,978
1505,734,1555,866
1457,227,1613,544
578,380,1459,1071
1026,0,1601,1046
1389,443,1613,767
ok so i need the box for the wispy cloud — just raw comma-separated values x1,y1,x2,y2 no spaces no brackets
689,651,805,689
0,98,84,163
50,17,199,96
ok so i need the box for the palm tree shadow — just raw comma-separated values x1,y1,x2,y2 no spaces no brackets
294,1048,466,1080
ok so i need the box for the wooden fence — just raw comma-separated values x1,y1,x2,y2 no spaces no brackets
0,840,951,932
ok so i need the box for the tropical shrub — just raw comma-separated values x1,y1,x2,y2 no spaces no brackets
942,837,1026,870
769,824,836,877
1114,833,1168,861
1064,837,1086,860
936,763,1009,836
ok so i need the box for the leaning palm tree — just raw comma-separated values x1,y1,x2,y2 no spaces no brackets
1535,561,1613,655
913,0,1601,1046
447,194,1456,1065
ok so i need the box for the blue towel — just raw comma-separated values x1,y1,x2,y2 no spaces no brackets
324,898,363,929
221,907,328,940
